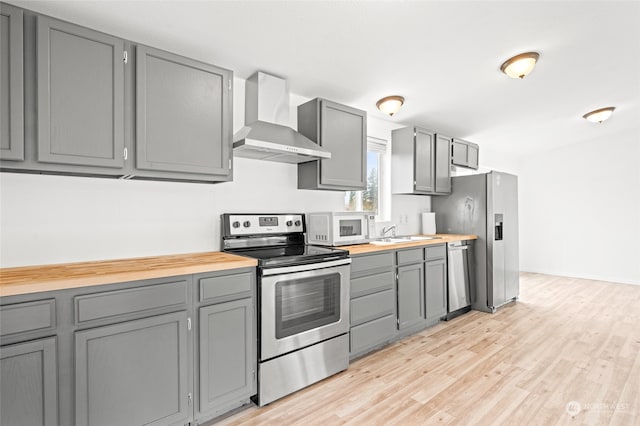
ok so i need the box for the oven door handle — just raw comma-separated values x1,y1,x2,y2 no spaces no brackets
261,258,352,276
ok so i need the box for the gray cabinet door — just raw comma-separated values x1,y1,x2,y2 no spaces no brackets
297,98,367,191
1,336,58,426
451,139,468,167
136,45,232,177
414,128,435,192
198,298,254,417
0,3,24,161
397,263,425,330
319,100,366,188
36,16,125,168
75,311,189,426
425,258,447,321
467,143,479,169
434,134,452,193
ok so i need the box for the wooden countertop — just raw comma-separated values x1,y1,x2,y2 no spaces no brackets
0,251,257,297
342,234,477,255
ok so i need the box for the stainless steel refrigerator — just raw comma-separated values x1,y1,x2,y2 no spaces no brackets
432,171,519,313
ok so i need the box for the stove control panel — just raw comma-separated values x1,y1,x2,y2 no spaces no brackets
224,214,305,236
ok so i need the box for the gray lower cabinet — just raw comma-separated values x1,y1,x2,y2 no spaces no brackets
452,138,479,170
349,251,396,358
74,311,189,426
36,15,125,169
198,298,253,416
297,98,367,191
0,3,24,161
425,258,447,321
194,269,256,423
135,45,232,181
397,262,425,330
0,336,58,426
392,126,451,195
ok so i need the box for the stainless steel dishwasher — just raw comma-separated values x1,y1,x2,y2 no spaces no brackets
446,240,474,320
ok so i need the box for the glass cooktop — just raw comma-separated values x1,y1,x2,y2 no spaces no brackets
229,244,349,268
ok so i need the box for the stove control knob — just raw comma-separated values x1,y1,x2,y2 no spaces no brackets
294,220,302,227
243,221,251,228
232,221,241,229
286,220,293,227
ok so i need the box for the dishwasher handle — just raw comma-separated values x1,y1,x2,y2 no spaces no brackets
448,246,469,251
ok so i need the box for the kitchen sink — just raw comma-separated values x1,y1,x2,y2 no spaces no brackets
370,235,441,245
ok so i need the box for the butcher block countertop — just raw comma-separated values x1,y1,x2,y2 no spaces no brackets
0,251,257,297
342,234,477,255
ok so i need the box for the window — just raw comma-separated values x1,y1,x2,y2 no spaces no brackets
344,137,388,217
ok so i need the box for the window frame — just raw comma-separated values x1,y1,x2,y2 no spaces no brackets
344,136,389,221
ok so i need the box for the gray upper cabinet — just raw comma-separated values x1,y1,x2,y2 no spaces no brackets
36,15,125,169
75,311,190,426
1,337,58,426
135,45,232,180
297,98,367,191
1,5,234,184
0,3,24,161
414,128,435,192
434,133,452,194
452,138,479,170
392,126,451,195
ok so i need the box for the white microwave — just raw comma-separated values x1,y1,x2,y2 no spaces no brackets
306,212,375,246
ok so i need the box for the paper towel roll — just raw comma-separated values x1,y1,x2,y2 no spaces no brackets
421,212,436,235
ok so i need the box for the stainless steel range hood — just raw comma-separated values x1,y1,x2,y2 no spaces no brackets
233,72,331,164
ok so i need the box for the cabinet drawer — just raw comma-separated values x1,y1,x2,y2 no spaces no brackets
351,252,394,275
0,299,56,336
351,271,394,298
425,244,446,260
397,248,423,265
199,272,253,302
75,279,188,324
351,289,394,327
350,314,396,356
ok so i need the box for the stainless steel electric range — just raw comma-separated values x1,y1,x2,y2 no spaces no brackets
221,213,351,406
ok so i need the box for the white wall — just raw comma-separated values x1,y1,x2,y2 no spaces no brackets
0,76,425,267
516,130,640,285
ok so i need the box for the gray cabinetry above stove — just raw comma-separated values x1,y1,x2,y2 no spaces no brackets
297,98,367,191
0,3,24,162
0,5,233,184
135,45,232,181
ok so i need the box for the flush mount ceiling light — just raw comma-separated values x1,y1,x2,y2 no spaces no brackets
500,52,540,79
583,106,616,123
376,96,404,116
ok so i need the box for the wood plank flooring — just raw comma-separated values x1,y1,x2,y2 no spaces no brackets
215,273,640,425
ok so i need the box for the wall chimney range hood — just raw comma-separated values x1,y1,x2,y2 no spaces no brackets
233,72,331,164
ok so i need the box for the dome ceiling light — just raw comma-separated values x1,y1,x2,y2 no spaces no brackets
500,52,540,79
376,96,404,116
582,106,616,123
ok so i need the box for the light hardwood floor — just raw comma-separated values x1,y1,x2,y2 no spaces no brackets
216,273,640,425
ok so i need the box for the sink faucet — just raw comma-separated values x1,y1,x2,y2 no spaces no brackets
382,224,397,237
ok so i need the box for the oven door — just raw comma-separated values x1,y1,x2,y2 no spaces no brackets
260,259,351,361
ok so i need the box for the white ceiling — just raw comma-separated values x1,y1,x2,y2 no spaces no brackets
12,0,640,157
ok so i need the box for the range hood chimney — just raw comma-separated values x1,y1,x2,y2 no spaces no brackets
233,72,331,164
